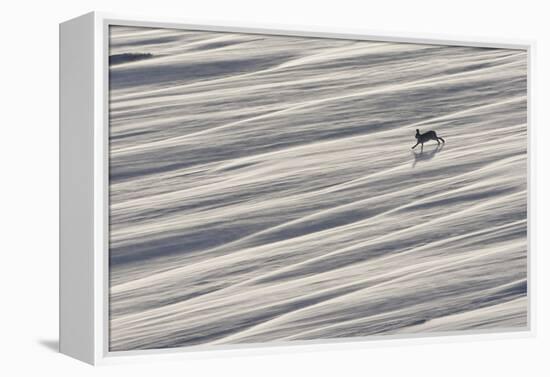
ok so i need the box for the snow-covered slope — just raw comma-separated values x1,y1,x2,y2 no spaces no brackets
108,26,528,351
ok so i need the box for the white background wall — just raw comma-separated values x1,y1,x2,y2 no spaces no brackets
1,0,547,375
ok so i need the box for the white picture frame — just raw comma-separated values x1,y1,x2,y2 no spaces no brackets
60,11,535,365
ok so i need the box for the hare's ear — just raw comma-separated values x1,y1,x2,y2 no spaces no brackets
416,129,419,133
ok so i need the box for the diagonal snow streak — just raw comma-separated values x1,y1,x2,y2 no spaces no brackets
108,25,528,351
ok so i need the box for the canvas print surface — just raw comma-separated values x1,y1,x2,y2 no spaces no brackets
108,25,528,351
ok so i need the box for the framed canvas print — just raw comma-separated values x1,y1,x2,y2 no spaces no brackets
59,12,533,365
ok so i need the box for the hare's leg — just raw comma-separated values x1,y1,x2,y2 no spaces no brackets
411,142,420,149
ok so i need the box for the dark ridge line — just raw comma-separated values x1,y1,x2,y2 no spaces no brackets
110,53,154,66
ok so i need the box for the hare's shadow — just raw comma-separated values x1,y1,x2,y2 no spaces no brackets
412,143,444,168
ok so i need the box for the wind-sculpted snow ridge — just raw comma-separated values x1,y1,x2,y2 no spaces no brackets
108,25,528,351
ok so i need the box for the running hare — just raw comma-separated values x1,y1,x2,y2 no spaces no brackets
412,129,445,149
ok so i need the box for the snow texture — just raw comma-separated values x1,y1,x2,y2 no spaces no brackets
108,26,528,351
